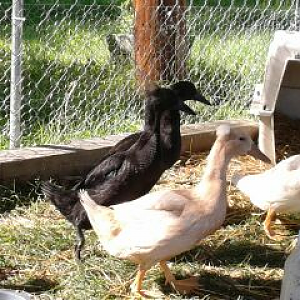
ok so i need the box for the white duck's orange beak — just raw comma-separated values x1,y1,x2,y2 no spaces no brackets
248,143,272,164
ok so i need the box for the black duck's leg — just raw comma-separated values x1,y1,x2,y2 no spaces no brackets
75,227,85,261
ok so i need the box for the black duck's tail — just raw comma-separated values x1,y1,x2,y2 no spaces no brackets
41,181,79,216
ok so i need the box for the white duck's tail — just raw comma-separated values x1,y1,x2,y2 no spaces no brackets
79,190,121,241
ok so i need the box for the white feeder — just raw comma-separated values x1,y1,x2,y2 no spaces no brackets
250,30,300,165
280,231,300,300
0,290,31,300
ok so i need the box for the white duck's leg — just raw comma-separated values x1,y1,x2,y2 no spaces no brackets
160,261,200,294
264,207,277,239
130,267,147,297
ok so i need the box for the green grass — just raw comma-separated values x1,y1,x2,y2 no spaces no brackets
0,156,297,299
0,2,294,149
189,30,271,108
189,0,294,8
0,10,140,148
23,0,127,5
2,25,269,148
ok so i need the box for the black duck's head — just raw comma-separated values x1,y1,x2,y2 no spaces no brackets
170,81,211,106
145,82,197,116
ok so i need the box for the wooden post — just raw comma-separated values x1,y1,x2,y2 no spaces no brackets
134,0,187,87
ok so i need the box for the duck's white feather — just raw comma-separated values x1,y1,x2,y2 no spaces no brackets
232,155,300,213
81,187,225,269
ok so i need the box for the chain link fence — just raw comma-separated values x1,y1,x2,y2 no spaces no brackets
0,1,298,149
0,3,11,148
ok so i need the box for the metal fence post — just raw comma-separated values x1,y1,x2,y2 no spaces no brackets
10,0,24,149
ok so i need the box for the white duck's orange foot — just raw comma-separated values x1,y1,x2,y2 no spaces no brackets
264,225,280,240
263,210,279,240
264,224,286,241
130,269,150,298
167,276,201,295
130,284,152,299
264,225,275,238
131,290,154,299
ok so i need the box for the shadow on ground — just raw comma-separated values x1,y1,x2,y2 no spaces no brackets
0,277,58,293
157,268,281,300
177,239,286,269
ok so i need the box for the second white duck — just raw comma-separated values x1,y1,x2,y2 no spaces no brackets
231,154,300,239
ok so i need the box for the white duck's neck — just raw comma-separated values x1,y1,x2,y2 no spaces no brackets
194,137,232,223
201,138,231,182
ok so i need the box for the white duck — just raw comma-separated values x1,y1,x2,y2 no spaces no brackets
231,154,300,239
79,124,270,297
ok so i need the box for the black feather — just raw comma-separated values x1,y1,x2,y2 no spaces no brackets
41,81,208,260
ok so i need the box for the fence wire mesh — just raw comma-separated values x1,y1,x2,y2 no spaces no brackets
0,3,11,148
0,1,298,149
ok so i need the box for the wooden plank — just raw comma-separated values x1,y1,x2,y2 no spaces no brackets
180,119,258,153
0,120,258,184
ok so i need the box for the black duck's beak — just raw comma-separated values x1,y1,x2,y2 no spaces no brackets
194,93,212,106
178,101,197,115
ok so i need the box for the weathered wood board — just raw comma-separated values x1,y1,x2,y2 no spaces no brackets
0,120,258,183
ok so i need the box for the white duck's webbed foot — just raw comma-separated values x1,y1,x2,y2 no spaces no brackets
130,268,158,299
264,207,283,240
160,261,201,295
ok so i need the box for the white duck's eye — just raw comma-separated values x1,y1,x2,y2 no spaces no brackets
239,137,245,141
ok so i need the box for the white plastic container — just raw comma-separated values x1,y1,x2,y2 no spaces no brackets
280,231,300,300
0,290,31,300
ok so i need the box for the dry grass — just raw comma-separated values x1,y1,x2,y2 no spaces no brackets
0,122,300,299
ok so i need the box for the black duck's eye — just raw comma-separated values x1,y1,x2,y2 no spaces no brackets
239,137,245,141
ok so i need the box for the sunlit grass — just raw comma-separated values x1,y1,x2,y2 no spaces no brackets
0,3,285,148
21,117,142,146
24,23,111,65
190,31,271,89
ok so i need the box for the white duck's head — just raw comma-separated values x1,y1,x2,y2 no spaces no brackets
216,125,271,163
